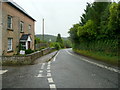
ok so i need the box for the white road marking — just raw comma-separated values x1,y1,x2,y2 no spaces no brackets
48,78,54,83
66,50,120,74
47,66,50,69
66,50,74,56
53,51,59,62
49,84,56,89
47,73,51,77
48,64,51,67
41,63,45,69
0,70,8,74
39,70,43,73
47,70,51,73
35,74,44,77
48,62,51,65
42,63,45,65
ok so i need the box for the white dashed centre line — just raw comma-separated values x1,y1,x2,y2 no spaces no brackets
47,66,50,70
49,84,56,89
48,64,51,67
47,60,57,89
47,73,51,77
48,78,54,83
48,62,51,65
39,70,43,73
36,74,44,77
47,70,51,73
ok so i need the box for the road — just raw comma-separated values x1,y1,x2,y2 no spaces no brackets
2,49,120,89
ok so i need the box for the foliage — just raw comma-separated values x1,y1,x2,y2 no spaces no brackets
63,39,72,48
35,36,41,44
68,2,119,64
74,49,118,66
49,42,61,50
107,3,120,39
56,33,64,48
25,49,34,54
54,43,61,50
68,24,80,44
36,34,68,42
77,20,97,41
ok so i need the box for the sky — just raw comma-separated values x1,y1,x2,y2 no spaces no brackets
13,0,119,37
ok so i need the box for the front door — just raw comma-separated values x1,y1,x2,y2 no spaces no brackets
28,41,30,49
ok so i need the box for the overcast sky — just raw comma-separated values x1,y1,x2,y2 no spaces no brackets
13,0,118,37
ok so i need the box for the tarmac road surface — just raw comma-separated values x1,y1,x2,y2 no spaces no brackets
2,49,119,89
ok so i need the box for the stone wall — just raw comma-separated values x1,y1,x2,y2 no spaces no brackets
2,48,55,65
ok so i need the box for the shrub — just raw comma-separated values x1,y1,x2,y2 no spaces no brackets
54,43,61,50
25,49,34,54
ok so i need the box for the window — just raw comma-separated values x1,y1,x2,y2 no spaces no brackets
28,25,31,30
20,21,24,32
8,38,13,51
7,15,12,29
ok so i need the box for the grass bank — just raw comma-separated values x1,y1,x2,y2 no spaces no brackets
74,49,119,66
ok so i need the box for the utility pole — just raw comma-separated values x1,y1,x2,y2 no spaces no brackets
42,18,44,42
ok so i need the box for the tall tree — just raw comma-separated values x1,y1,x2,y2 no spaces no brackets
56,34,64,48
107,3,120,39
68,24,80,44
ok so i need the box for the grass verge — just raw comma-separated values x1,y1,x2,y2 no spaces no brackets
74,49,119,66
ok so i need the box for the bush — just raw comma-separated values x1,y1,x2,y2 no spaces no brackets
38,46,46,51
25,49,34,54
54,43,61,50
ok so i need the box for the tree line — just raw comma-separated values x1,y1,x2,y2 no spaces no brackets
68,1,119,56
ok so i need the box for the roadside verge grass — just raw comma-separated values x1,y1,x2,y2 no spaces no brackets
74,49,119,66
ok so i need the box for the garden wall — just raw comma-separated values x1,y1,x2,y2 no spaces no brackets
1,48,55,65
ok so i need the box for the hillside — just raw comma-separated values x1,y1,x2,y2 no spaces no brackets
35,34,68,42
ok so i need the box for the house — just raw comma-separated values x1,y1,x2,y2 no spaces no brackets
1,0,36,56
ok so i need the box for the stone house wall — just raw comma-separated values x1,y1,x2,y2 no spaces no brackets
2,2,35,56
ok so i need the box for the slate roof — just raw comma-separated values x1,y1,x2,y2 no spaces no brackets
20,34,30,41
2,0,36,21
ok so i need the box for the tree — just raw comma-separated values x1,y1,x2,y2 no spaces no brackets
80,3,91,26
99,3,111,39
68,24,80,44
107,3,120,39
56,34,64,48
35,36,41,44
77,20,97,42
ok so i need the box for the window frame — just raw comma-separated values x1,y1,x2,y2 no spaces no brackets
20,21,24,32
7,38,13,51
7,15,13,29
28,24,31,31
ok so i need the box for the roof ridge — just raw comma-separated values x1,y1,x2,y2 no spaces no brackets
2,0,36,21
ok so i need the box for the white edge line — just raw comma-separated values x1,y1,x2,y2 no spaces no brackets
53,51,59,62
65,50,120,74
